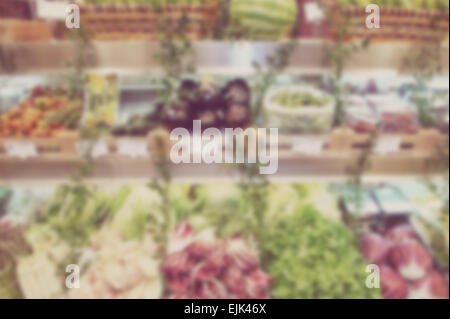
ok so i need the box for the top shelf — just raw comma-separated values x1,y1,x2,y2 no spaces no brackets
1,40,449,75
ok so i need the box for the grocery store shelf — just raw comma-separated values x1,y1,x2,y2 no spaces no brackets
0,130,445,181
2,174,445,187
1,40,448,74
0,155,442,183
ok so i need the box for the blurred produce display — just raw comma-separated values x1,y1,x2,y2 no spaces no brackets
163,222,271,299
339,78,449,134
68,229,162,299
85,74,119,131
0,181,448,299
0,0,448,42
339,183,449,299
361,222,448,299
0,19,52,42
113,78,251,135
0,222,31,299
78,0,221,40
327,0,449,42
262,205,378,299
264,85,334,133
229,0,298,39
0,0,32,19
0,0,449,303
0,87,83,138
367,94,420,134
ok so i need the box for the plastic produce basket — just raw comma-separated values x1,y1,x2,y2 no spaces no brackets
264,85,335,133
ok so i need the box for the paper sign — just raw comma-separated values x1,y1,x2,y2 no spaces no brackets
84,74,119,131
374,138,401,156
4,141,38,159
231,42,254,69
304,2,325,23
36,0,69,20
117,140,149,159
292,137,324,156
76,140,109,159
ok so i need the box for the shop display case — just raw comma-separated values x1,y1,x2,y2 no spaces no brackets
0,0,449,300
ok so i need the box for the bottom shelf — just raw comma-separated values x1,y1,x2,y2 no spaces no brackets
1,179,448,299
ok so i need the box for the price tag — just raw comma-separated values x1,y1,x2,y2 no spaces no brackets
304,2,325,23
374,138,401,156
36,0,69,20
231,42,254,69
4,141,38,159
292,137,324,156
117,139,149,159
76,140,109,159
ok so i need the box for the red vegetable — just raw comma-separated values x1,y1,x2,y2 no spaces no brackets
226,235,259,273
163,224,271,299
389,241,433,281
386,225,419,244
223,265,246,294
361,232,391,264
380,265,409,299
245,269,273,299
408,271,449,299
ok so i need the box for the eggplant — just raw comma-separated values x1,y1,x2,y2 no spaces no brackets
222,79,251,106
178,79,199,103
160,99,192,131
191,82,224,130
221,79,251,129
224,103,250,129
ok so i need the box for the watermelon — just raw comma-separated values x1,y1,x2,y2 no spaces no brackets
230,0,298,40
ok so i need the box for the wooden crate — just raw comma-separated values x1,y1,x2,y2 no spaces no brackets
79,2,221,41
0,19,52,42
345,7,449,42
0,128,446,176
323,2,449,42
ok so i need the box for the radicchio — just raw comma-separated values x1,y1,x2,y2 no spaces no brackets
380,265,409,299
386,225,419,244
163,223,271,299
408,271,449,299
361,232,391,264
388,241,433,281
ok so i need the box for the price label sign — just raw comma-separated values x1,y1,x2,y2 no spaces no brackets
117,139,149,159
292,137,324,156
304,2,325,23
374,138,401,156
4,141,38,159
36,0,69,20
84,74,119,130
76,140,110,159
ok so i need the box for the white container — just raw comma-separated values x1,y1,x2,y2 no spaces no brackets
264,85,334,133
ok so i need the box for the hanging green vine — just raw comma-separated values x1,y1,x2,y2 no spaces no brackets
322,2,370,127
146,5,198,258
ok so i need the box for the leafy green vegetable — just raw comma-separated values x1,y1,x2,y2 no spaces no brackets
262,206,380,299
112,187,163,241
34,185,131,247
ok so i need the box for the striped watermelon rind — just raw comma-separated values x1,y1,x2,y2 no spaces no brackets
230,0,298,39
